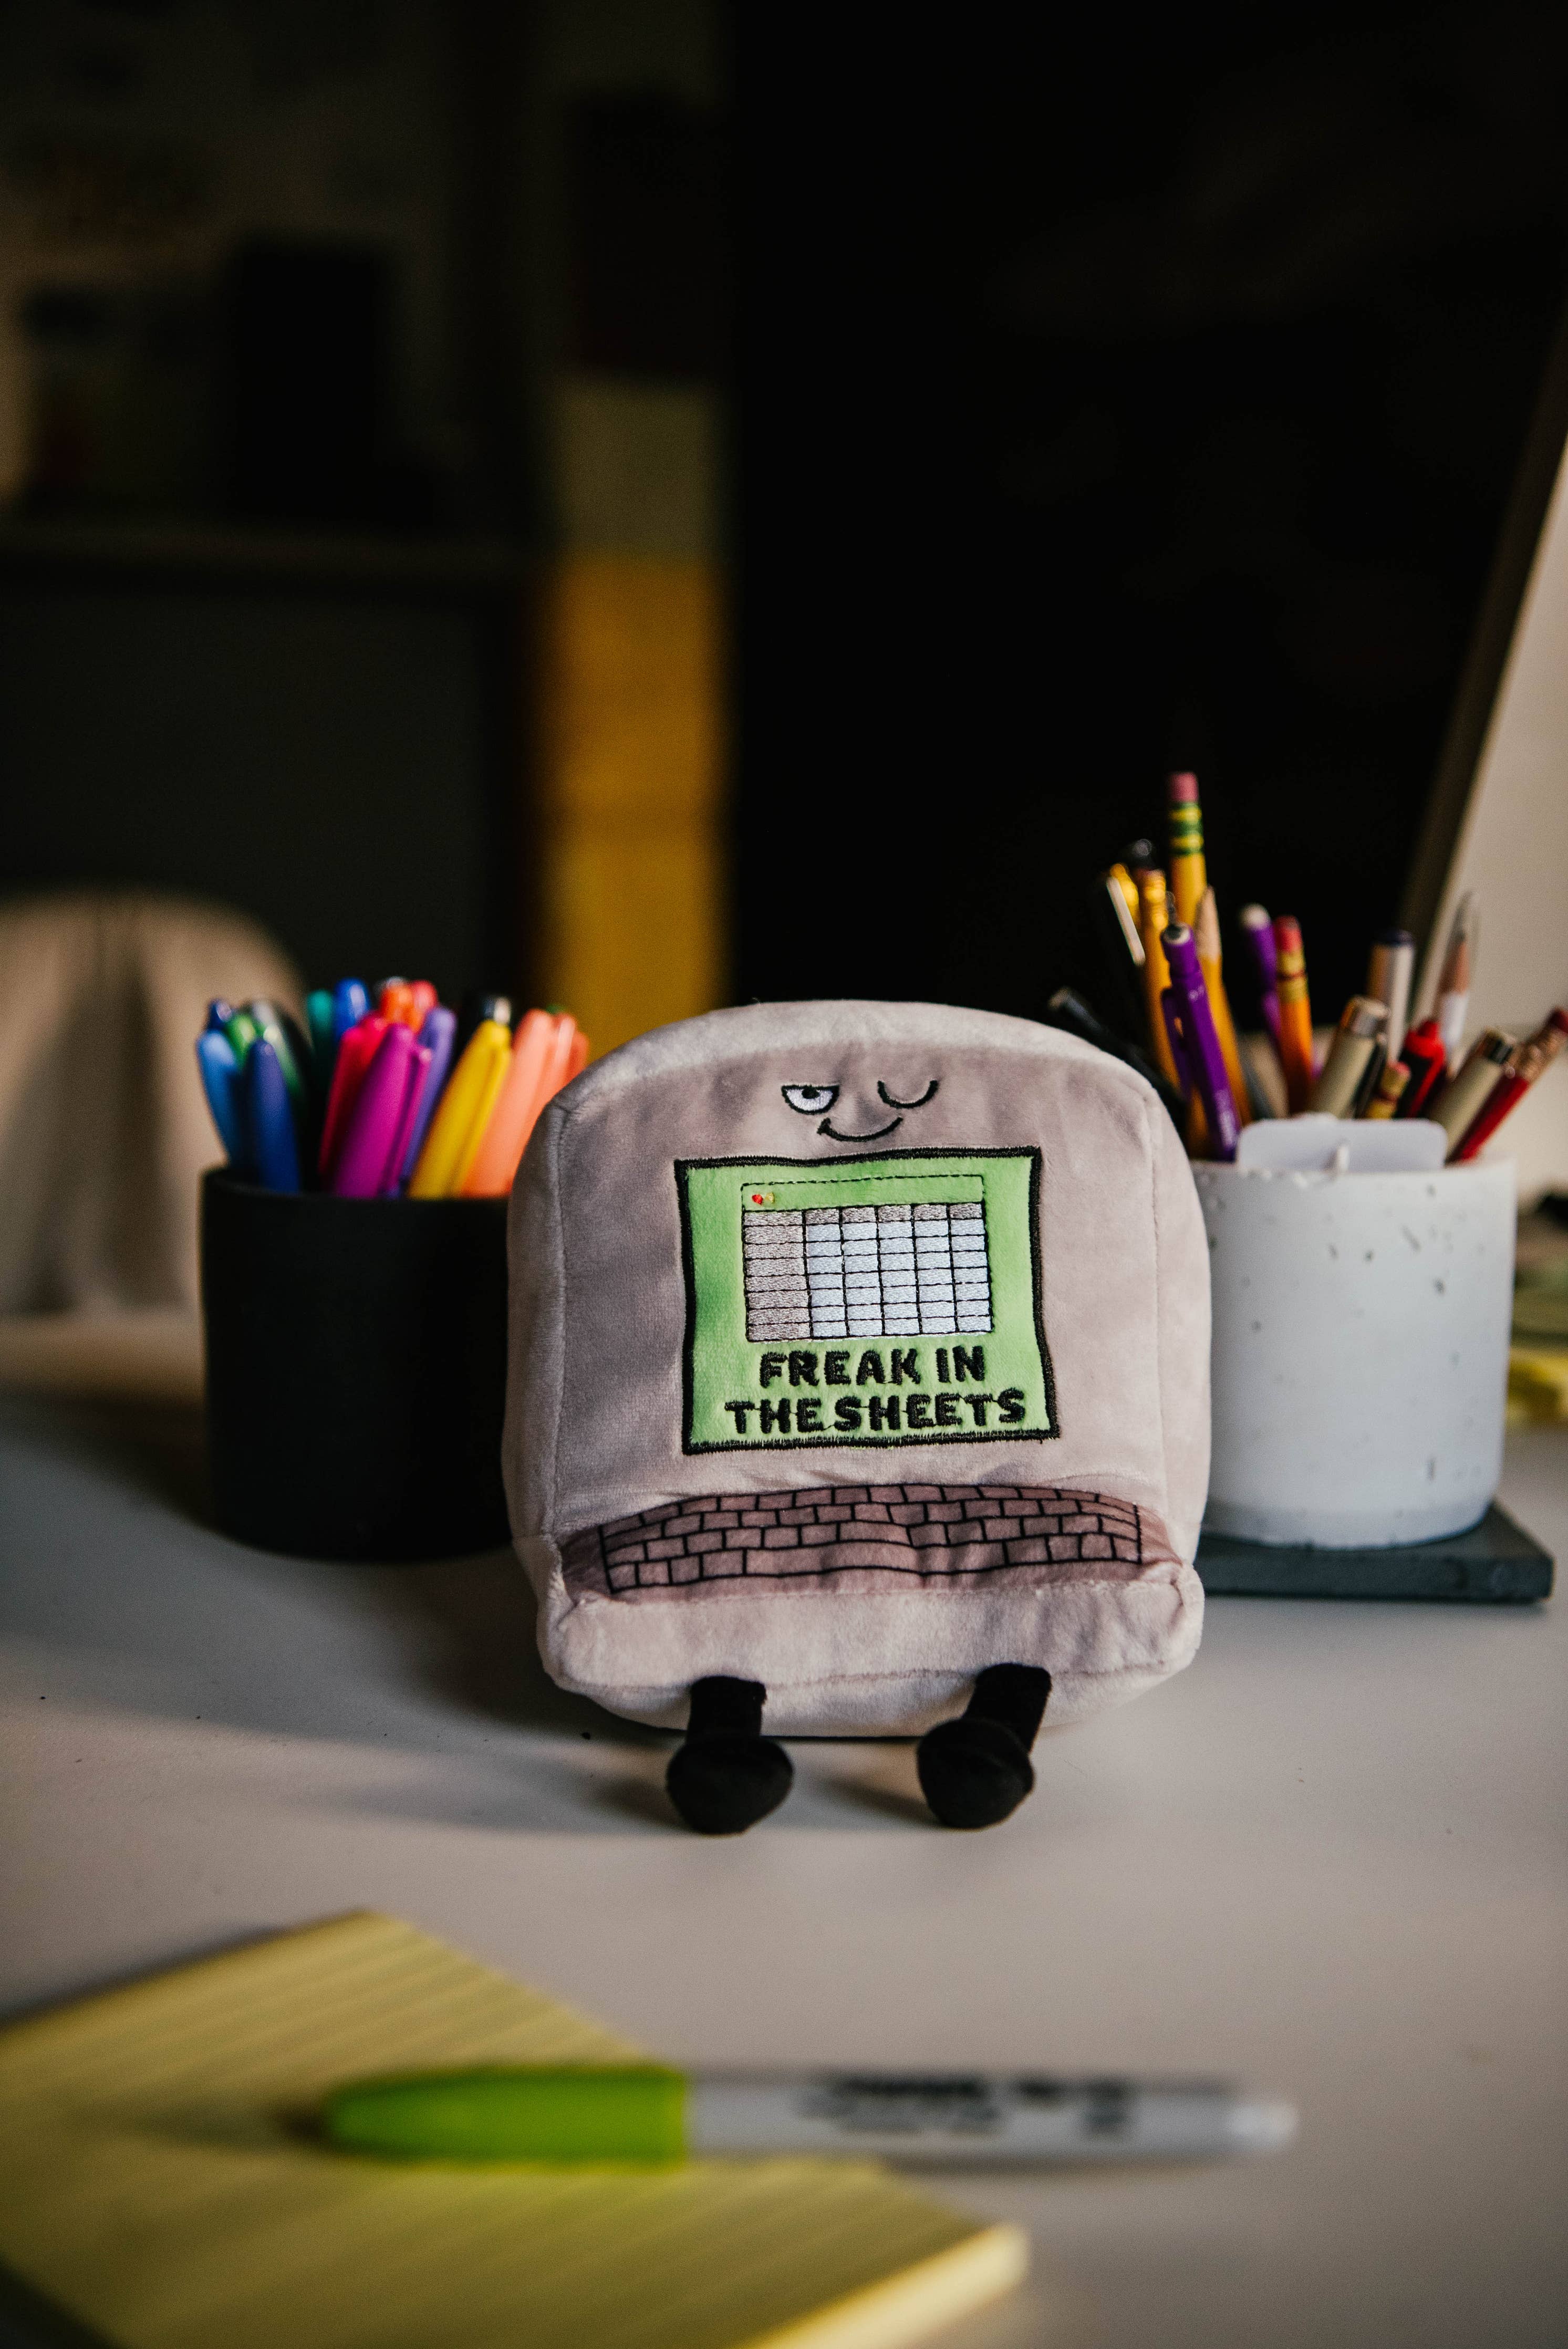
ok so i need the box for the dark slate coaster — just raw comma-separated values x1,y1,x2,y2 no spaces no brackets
1196,1503,1554,1604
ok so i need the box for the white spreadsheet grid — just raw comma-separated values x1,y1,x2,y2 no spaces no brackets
742,1201,994,1342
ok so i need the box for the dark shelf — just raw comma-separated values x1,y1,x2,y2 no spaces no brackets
0,518,532,594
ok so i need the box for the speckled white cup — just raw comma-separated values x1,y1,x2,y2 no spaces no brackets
1194,1159,1515,1547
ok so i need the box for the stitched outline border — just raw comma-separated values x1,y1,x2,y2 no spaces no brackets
676,1147,1058,1455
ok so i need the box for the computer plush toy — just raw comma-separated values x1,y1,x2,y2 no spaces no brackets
504,1001,1210,1833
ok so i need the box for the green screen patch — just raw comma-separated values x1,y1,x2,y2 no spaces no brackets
676,1149,1056,1452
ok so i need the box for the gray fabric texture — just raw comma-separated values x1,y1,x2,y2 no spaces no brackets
504,1000,1210,1733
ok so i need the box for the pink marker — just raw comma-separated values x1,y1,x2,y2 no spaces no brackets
332,1025,423,1198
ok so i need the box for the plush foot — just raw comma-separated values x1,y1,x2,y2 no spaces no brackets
666,1676,793,1835
916,1664,1051,1829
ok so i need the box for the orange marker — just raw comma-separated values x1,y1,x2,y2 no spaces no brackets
379,982,418,1029
461,1008,558,1197
566,1030,589,1082
1271,917,1315,1113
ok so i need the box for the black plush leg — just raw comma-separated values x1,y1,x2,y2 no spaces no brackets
665,1676,794,1835
916,1665,1052,1830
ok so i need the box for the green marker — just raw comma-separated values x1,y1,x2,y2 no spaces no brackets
322,2065,1296,2166
325,2067,687,2164
223,1009,261,1064
245,999,309,1114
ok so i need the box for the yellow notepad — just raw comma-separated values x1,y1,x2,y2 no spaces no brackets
0,1914,1026,2349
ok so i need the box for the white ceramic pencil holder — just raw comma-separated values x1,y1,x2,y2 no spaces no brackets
1194,1159,1515,1547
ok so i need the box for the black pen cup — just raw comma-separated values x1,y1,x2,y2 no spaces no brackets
201,1169,511,1561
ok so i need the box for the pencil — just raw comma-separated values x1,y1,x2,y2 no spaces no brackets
1366,930,1415,1067
1271,917,1315,1114
1193,887,1252,1126
1137,865,1182,1090
1434,892,1476,1068
1167,772,1206,928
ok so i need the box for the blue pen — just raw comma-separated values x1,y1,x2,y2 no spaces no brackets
396,1004,458,1186
196,1032,246,1163
331,978,371,1048
206,998,235,1033
246,1038,300,1192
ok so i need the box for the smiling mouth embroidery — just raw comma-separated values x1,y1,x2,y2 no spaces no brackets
818,1115,903,1142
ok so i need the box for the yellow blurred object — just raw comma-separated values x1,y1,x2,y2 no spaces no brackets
1508,1344,1568,1423
538,554,723,1056
0,1912,1030,2349
408,1018,511,1198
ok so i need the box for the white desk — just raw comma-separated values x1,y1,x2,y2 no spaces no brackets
3,1386,1565,2348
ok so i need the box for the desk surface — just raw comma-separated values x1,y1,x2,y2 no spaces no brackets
3,1388,1565,2349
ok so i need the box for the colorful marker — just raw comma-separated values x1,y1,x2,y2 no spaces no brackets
396,1005,458,1185
245,1038,299,1192
1394,1020,1447,1118
306,989,337,1085
196,1030,245,1163
333,1025,427,1198
323,2065,1296,2168
1238,905,1281,1052
319,1014,390,1179
408,1017,512,1198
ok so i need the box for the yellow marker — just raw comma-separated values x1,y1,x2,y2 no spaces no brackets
408,1018,512,1197
1137,866,1181,1090
1167,771,1207,928
1193,887,1252,1127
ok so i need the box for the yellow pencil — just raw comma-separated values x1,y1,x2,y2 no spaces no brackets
1193,887,1252,1126
408,1017,512,1198
1137,865,1181,1090
1167,771,1207,928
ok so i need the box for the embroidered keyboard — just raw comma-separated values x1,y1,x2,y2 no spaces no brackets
562,1484,1172,1597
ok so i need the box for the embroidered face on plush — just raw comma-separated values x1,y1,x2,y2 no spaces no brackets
780,1078,941,1144
504,1000,1212,1835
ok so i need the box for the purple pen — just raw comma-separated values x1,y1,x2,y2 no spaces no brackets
1238,905,1281,1050
394,1005,458,1188
332,1025,421,1198
1160,989,1194,1100
1162,924,1240,1161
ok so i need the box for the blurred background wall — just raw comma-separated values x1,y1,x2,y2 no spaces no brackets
0,0,1563,1063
